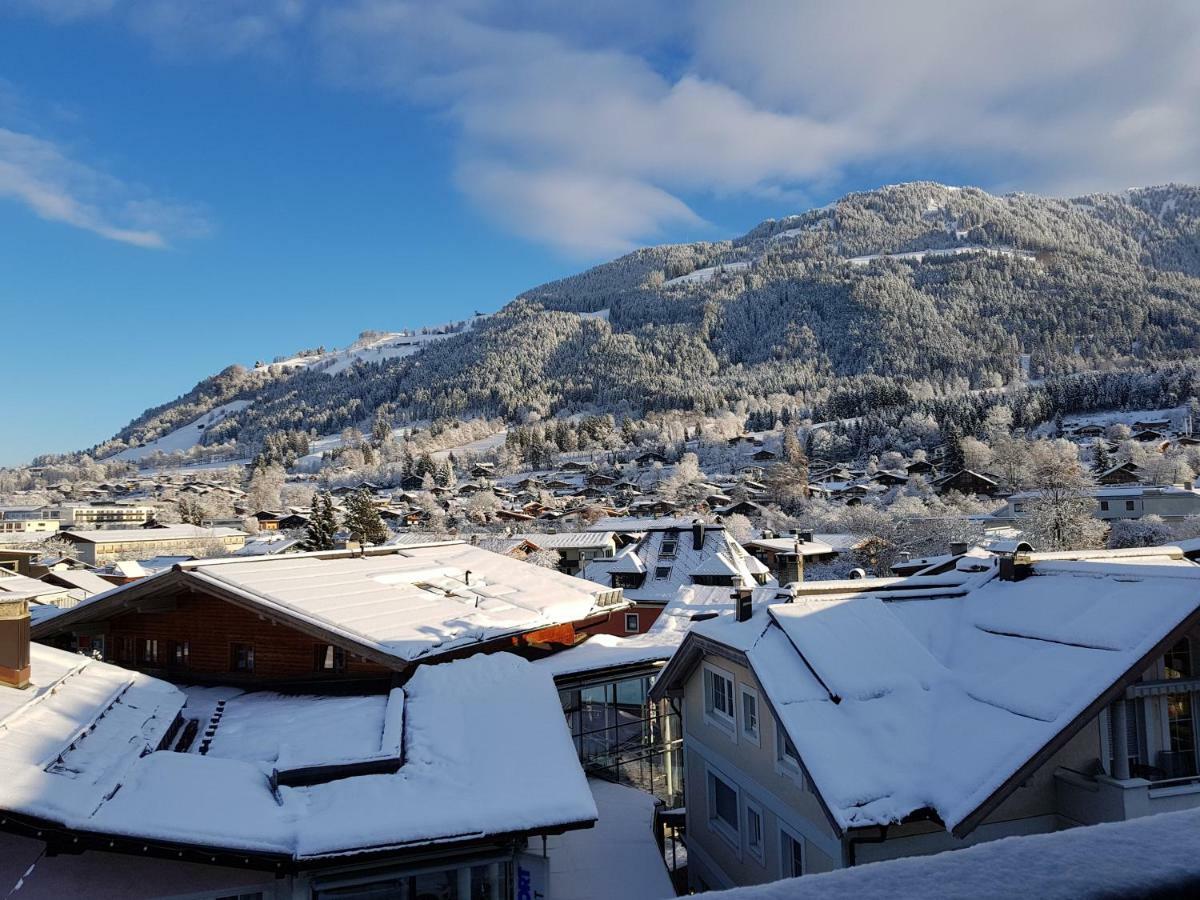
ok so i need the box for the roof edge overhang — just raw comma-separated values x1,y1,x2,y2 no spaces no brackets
951,601,1200,838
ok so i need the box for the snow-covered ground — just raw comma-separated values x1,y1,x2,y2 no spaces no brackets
664,260,751,286
847,245,1035,266
271,315,490,375
1055,405,1186,432
114,400,251,462
430,429,508,462
547,779,675,900
710,806,1200,900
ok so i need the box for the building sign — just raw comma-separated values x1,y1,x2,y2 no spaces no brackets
514,852,549,900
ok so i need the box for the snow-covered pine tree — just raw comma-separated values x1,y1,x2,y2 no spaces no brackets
342,488,389,554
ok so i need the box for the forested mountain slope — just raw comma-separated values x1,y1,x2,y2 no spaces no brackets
93,181,1200,459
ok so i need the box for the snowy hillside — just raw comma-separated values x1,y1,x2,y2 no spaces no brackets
113,400,251,462
270,314,491,376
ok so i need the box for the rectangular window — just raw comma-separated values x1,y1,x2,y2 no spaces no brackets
231,643,255,673
745,799,765,862
654,566,672,581
314,644,346,673
171,641,190,668
780,829,805,878
740,685,760,745
624,612,639,634
141,639,160,665
707,769,739,842
1125,500,1136,511
1165,639,1193,680
660,538,678,558
776,717,805,786
703,664,736,731
1100,500,1110,511
1167,693,1198,778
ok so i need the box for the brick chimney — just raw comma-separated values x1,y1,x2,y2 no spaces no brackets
692,521,706,551
0,598,31,689
778,548,804,586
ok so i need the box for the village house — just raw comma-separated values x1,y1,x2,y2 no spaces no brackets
1003,484,1200,522
515,531,618,575
58,524,249,565
743,532,838,582
0,605,598,899
1097,462,1142,485
650,547,1200,891
33,542,627,687
42,502,157,528
934,469,1002,496
583,521,772,635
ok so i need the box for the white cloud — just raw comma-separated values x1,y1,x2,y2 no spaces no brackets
0,127,210,248
12,0,1200,255
458,160,703,256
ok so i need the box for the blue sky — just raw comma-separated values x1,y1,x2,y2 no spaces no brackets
2,1,1198,465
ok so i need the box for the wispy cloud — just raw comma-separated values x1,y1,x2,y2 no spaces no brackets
0,127,210,248
12,0,1200,255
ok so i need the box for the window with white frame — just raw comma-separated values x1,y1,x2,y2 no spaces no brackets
740,685,760,745
625,612,639,633
706,767,739,844
703,663,736,732
780,826,805,878
776,716,805,786
745,798,765,862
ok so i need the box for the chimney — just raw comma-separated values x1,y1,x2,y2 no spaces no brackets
0,599,31,690
797,530,814,544
999,555,1031,582
733,588,753,622
779,549,804,586
949,541,969,556
692,520,705,551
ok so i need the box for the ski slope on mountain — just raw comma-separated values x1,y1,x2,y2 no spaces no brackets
113,401,251,462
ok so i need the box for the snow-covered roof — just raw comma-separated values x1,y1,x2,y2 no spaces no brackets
658,553,1200,835
536,584,783,679
0,648,595,861
586,515,702,532
706,806,1200,900
40,543,625,666
515,531,616,550
583,524,772,602
745,536,837,557
62,525,246,544
42,568,115,596
233,535,303,556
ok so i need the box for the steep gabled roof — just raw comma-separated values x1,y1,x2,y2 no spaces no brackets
653,552,1200,837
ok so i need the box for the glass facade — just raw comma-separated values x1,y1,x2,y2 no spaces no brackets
559,672,682,807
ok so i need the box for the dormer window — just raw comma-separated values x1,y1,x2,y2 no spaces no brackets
660,538,678,558
655,566,673,581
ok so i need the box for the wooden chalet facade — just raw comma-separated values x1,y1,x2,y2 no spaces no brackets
33,544,628,690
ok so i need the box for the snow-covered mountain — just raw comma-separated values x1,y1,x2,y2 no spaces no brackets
90,181,1200,462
